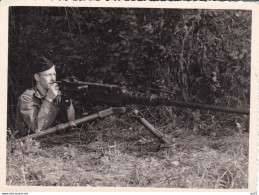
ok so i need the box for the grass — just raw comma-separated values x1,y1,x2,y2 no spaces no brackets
6,108,249,188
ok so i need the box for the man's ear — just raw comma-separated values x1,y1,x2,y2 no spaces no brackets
34,73,40,82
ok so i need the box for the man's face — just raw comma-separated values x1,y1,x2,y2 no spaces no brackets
34,66,56,90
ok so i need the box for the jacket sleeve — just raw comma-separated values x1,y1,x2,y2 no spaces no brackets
19,93,60,132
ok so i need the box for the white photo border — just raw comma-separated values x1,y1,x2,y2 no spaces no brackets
0,0,258,192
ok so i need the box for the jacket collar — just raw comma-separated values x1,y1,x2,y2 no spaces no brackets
34,87,46,99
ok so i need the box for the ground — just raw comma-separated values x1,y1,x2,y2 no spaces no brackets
6,108,249,188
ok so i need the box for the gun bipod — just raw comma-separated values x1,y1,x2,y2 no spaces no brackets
94,106,172,146
130,108,172,147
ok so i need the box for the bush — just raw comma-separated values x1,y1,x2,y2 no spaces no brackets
8,7,251,128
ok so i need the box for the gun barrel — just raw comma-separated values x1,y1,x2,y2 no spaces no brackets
121,90,249,115
158,99,250,115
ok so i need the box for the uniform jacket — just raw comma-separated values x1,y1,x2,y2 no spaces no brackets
16,87,68,137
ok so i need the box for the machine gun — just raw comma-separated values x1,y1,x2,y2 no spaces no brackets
56,78,249,115
17,78,249,145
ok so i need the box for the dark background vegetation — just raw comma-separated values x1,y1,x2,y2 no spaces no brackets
8,7,251,130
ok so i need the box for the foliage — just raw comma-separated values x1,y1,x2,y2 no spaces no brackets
8,7,251,98
8,7,251,129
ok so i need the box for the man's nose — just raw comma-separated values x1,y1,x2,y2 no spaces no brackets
50,75,56,81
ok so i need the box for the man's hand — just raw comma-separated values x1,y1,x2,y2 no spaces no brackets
45,83,61,102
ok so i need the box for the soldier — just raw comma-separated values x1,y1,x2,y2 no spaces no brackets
16,56,75,138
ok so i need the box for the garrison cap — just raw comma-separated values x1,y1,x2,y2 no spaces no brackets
32,56,55,74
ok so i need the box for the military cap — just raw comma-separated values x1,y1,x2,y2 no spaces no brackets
32,56,55,74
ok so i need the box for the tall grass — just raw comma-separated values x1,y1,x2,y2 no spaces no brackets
6,108,249,188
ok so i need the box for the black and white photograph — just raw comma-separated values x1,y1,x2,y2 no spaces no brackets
1,1,258,192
